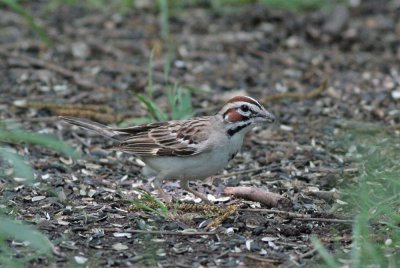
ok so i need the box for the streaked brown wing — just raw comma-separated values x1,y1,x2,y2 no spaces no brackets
110,118,211,157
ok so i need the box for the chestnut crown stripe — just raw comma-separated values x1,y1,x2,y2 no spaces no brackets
226,96,262,110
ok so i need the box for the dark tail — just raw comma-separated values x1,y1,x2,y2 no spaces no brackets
60,116,122,141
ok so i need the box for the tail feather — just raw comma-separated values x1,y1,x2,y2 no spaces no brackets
60,116,122,141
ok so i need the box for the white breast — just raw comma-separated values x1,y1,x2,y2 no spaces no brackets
143,130,245,181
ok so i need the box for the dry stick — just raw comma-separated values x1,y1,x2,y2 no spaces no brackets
86,37,126,59
239,208,353,224
225,187,285,208
239,208,307,218
274,241,306,248
262,77,329,103
242,209,392,226
103,228,215,236
13,101,121,123
228,253,281,264
243,254,280,264
294,217,353,224
0,48,107,91
297,248,318,260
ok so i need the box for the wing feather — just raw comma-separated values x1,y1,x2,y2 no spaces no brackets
111,117,211,156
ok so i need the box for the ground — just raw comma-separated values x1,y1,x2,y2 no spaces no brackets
0,1,399,267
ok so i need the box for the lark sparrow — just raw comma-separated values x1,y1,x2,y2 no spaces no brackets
61,96,275,203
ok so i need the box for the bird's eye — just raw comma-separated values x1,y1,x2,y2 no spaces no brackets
240,105,249,112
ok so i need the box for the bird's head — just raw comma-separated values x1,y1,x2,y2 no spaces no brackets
218,96,275,136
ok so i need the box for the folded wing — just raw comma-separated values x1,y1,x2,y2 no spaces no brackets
112,118,211,156
61,116,211,157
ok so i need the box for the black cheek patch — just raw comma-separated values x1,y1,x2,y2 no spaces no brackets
227,122,251,136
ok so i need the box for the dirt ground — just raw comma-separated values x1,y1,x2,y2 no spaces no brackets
1,1,399,267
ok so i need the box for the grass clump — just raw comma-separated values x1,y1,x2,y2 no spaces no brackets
313,130,400,267
129,188,169,218
127,50,194,125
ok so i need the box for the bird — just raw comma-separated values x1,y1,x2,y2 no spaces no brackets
60,96,275,204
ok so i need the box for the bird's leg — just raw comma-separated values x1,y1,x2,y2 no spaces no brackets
180,179,212,204
153,176,172,204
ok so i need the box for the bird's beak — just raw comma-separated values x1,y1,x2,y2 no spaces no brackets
261,109,275,123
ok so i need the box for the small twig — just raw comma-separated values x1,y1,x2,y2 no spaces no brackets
239,208,308,218
294,217,353,224
239,208,353,224
228,253,281,264
13,101,121,123
225,187,292,209
274,241,307,248
262,77,328,103
297,248,318,260
103,228,215,236
244,254,280,264
86,37,127,59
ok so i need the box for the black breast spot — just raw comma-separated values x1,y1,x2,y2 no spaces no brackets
230,151,238,161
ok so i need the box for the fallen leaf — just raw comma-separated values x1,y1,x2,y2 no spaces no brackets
74,256,88,264
261,236,279,242
113,232,132,238
32,196,46,202
112,243,128,251
57,220,70,226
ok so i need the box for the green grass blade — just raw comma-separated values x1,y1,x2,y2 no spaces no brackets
351,215,362,268
158,0,169,40
0,129,78,158
311,237,339,268
260,0,329,12
0,216,53,256
0,0,50,45
135,93,168,121
0,147,34,182
131,188,168,217
166,83,175,117
168,84,193,120
164,45,174,83
0,236,23,268
180,87,194,119
146,49,154,97
333,129,400,267
119,0,135,13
